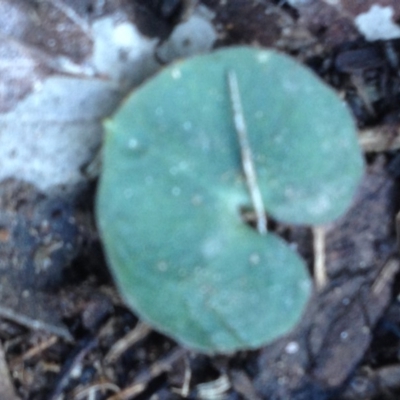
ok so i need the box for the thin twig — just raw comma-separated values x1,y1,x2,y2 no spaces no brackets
172,354,191,397
396,211,400,252
180,355,192,398
51,0,92,36
372,258,399,296
73,382,120,400
0,305,73,341
359,127,400,152
227,70,267,234
48,335,98,400
105,322,151,364
313,226,327,290
9,335,58,369
196,375,231,399
106,347,186,400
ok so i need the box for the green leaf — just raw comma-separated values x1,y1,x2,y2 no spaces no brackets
96,46,363,352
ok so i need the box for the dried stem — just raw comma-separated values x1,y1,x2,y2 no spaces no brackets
313,226,327,290
227,70,267,234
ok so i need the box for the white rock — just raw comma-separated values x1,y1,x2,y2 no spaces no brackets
0,77,120,190
157,8,217,63
92,16,159,90
285,0,312,6
355,5,400,41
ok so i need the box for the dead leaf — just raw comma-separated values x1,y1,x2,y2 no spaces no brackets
0,0,159,191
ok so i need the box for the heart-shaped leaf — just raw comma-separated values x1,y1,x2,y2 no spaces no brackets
97,46,363,352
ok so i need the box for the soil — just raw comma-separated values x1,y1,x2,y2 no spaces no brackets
2,1,400,399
